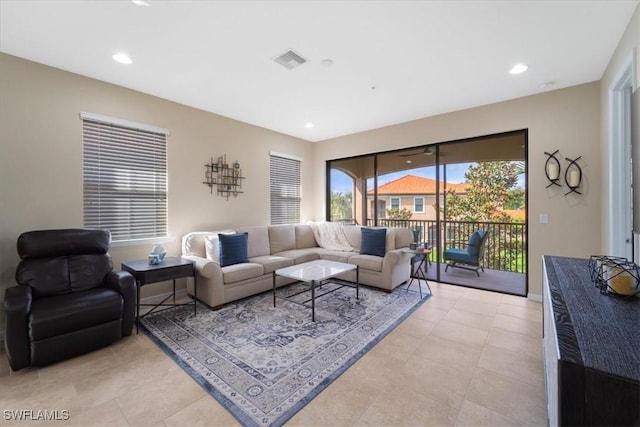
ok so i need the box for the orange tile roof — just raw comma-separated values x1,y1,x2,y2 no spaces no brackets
502,209,526,220
369,174,468,195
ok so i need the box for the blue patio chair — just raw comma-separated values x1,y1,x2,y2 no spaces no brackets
444,230,489,276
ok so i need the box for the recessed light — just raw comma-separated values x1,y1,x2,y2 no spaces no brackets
406,160,412,164
509,64,528,75
132,0,150,6
304,122,314,129
112,53,132,64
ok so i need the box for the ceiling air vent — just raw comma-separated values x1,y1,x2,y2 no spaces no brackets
274,49,308,70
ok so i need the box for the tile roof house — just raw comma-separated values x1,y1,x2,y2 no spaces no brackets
369,175,526,221
368,175,468,220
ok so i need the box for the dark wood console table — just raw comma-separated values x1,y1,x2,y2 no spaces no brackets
543,256,639,426
122,257,196,333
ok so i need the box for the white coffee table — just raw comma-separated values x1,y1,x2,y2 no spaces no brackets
273,259,359,321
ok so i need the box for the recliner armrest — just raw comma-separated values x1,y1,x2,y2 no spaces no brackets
3,285,32,371
105,271,136,336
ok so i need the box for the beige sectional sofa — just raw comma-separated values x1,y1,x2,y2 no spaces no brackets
181,223,414,309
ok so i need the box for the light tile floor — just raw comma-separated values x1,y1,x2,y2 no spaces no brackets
0,282,546,426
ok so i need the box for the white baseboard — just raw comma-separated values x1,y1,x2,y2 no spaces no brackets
527,293,542,302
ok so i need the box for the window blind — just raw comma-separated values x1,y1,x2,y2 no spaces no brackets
270,154,301,225
82,116,168,242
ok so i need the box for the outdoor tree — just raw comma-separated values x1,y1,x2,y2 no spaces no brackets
504,188,525,210
443,161,524,271
330,192,353,221
444,161,519,222
385,207,412,220
504,160,526,213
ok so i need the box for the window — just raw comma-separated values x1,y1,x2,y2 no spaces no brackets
82,112,169,242
390,197,400,209
270,152,301,225
414,197,425,213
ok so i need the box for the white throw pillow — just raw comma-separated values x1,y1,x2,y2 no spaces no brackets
204,232,234,262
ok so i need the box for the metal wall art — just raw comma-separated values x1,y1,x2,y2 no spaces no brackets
545,150,584,195
203,155,245,200
564,156,582,195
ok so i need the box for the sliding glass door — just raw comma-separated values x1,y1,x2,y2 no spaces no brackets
326,130,528,296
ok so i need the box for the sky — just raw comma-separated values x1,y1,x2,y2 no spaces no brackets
330,162,525,194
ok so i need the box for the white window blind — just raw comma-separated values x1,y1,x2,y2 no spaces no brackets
270,154,301,225
82,114,168,242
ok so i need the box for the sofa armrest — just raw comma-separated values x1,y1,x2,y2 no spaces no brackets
380,248,413,291
3,285,32,371
183,255,220,279
183,255,225,309
105,271,136,336
382,249,403,267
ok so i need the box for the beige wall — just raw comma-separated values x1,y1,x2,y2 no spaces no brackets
313,82,602,298
0,53,314,308
599,4,640,254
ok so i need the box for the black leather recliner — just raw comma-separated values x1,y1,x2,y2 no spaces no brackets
3,229,136,371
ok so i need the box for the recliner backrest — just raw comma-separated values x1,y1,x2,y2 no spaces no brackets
15,229,113,298
477,230,490,258
466,229,486,257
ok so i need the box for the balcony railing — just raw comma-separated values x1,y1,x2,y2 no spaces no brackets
366,218,527,273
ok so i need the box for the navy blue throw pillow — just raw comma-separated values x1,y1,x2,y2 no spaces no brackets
360,227,386,257
219,232,249,267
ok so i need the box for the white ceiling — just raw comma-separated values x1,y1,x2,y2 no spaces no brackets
1,1,637,142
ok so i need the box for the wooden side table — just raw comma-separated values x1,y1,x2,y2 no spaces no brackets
121,257,196,333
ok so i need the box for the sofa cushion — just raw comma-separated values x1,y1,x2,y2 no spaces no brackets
444,247,478,264
204,231,235,262
30,288,122,340
221,263,264,284
394,227,413,249
219,233,249,267
342,225,362,250
361,228,387,257
182,230,235,259
319,250,354,263
349,254,384,273
268,225,296,254
386,230,396,251
237,226,271,258
250,255,294,274
274,248,321,265
295,224,317,249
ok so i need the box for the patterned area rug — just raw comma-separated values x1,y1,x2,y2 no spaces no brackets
140,281,430,427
